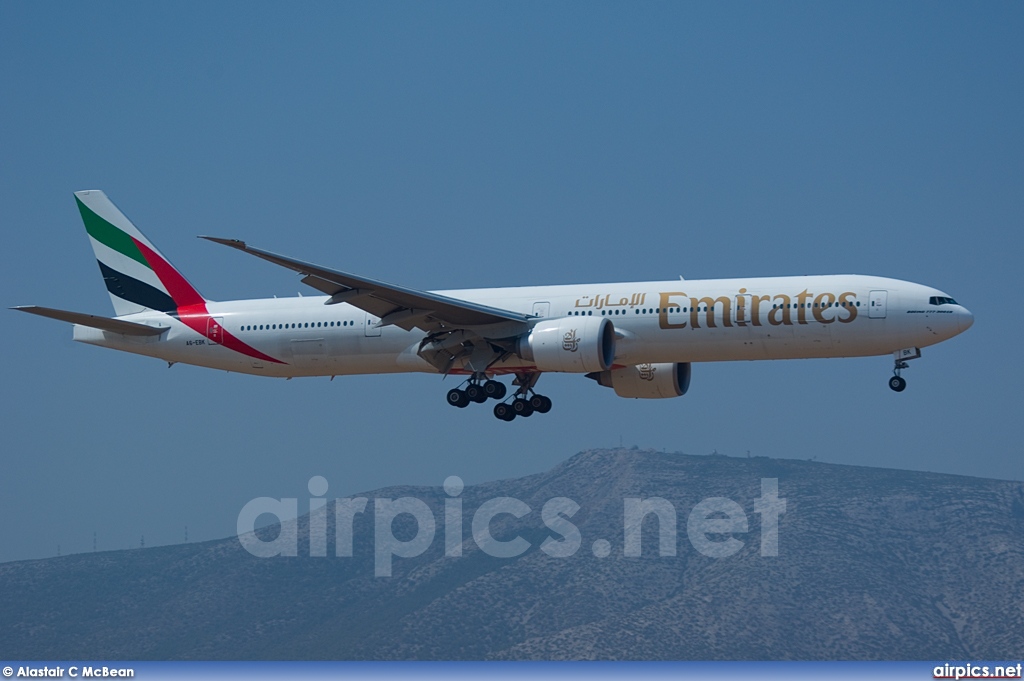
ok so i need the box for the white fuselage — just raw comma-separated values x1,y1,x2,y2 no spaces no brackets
72,274,973,378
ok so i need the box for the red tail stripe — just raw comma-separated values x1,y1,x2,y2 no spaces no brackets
132,238,205,308
131,238,286,365
176,306,286,365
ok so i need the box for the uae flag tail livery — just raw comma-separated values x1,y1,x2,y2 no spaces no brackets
77,190,205,316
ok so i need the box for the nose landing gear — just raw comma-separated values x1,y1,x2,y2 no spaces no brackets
889,347,920,392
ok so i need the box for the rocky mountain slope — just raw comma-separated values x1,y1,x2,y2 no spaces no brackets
2,449,1022,659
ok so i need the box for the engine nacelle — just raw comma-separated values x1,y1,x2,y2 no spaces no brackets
517,316,615,373
587,362,692,399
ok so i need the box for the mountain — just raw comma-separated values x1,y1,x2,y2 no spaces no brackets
2,448,1023,660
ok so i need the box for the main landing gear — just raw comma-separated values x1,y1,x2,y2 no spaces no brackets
492,371,551,422
445,372,553,422
493,393,552,422
888,347,921,392
446,376,505,408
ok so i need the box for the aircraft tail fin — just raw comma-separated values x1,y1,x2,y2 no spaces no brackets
75,190,206,316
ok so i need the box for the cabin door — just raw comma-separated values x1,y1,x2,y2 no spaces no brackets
869,290,888,319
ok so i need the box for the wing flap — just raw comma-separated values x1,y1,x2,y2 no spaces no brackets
300,274,344,296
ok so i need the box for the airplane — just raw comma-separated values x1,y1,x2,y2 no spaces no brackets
14,190,974,421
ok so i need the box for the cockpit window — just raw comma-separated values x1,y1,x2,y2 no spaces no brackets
929,296,958,306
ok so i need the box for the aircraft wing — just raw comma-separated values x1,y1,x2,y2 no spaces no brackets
200,237,533,332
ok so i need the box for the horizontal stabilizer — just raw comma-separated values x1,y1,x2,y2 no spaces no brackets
12,306,168,336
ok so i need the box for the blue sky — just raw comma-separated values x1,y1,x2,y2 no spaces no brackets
1,2,1021,563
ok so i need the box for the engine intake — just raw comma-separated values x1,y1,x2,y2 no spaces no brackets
587,362,692,399
517,317,615,373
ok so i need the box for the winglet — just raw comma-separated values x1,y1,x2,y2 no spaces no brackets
199,236,247,249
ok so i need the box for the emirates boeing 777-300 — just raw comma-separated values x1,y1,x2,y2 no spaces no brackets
14,190,974,421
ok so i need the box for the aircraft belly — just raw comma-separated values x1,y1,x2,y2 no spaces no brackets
619,318,910,364
624,325,767,364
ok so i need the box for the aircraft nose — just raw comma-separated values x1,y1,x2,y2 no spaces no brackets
959,307,974,333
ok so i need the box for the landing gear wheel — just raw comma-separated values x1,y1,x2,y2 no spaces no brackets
484,380,507,400
447,388,470,408
465,383,488,404
529,394,552,414
512,397,534,417
889,376,907,392
493,402,515,421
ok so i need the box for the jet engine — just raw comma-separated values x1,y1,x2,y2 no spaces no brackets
586,362,691,399
516,316,615,373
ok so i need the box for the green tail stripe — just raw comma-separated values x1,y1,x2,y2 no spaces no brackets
76,197,150,269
